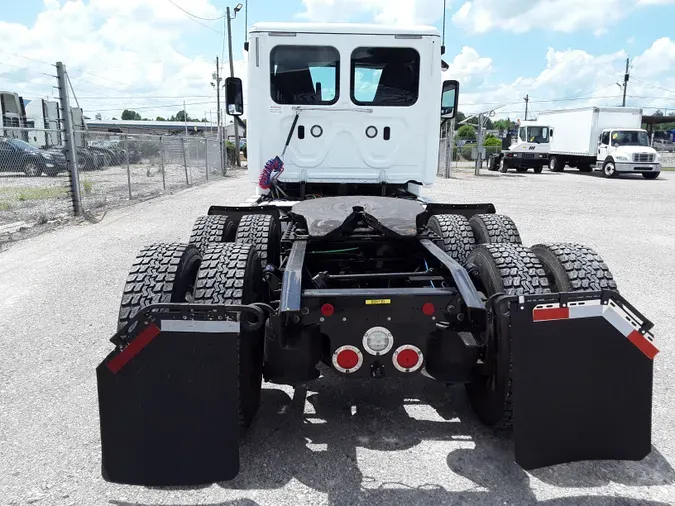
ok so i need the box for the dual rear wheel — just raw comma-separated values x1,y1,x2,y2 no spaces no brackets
429,212,619,430
118,213,280,433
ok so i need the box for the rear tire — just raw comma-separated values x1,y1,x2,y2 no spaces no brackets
642,172,660,180
193,242,265,432
499,158,508,173
427,214,476,265
549,156,564,172
117,243,202,330
235,214,280,268
469,214,522,245
465,244,551,430
188,215,236,254
23,160,42,177
531,243,618,293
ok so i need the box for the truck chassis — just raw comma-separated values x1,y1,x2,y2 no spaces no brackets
97,194,658,486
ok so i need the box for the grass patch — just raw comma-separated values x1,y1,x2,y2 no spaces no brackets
0,186,69,202
0,201,12,211
661,166,675,171
82,178,93,195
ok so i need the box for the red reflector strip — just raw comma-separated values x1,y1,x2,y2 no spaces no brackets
107,323,161,374
532,307,569,321
626,330,659,360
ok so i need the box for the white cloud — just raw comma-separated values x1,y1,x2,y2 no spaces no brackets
454,39,675,119
298,0,446,24
452,0,631,35
0,0,247,121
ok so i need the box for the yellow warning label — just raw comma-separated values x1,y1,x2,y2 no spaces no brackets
365,299,391,305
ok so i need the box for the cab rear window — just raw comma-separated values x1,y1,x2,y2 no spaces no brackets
270,45,339,105
351,47,420,107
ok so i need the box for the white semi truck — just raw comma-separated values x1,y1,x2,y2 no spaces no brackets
487,120,550,173
540,106,661,179
96,21,659,487
23,98,63,149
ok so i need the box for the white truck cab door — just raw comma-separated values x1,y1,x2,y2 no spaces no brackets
598,131,610,162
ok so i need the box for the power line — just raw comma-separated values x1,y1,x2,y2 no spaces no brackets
631,77,675,95
94,100,213,113
77,95,212,100
165,0,225,34
167,0,225,21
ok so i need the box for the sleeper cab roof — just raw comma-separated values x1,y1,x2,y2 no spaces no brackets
250,22,440,37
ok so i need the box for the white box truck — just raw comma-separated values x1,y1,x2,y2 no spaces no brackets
540,106,661,179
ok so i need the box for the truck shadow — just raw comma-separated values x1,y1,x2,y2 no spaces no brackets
214,373,674,505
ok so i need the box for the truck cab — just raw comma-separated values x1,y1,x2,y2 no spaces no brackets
489,121,550,173
597,128,661,179
231,22,458,200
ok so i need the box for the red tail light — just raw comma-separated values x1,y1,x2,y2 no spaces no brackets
393,345,423,373
332,345,363,373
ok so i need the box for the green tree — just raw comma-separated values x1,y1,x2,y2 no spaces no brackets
457,124,477,141
170,110,193,122
121,109,142,120
493,119,512,134
156,116,166,121
454,111,466,126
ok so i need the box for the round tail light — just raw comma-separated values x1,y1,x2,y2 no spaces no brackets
393,345,423,373
332,345,363,373
362,326,394,355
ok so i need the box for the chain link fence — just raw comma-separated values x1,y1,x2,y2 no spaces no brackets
652,140,675,168
0,126,74,231
77,132,228,214
438,128,504,177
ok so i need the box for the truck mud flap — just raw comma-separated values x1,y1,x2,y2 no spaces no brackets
503,291,658,470
96,303,266,486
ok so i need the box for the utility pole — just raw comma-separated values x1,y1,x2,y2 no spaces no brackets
524,94,529,121
183,100,187,135
56,62,82,217
622,57,630,107
213,57,224,174
226,6,241,167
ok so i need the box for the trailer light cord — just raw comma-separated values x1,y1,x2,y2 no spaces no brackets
424,258,435,288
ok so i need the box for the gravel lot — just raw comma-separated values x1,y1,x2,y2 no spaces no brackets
1,168,674,506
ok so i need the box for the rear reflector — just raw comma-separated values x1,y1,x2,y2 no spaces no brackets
332,345,363,373
107,323,160,374
422,302,435,316
532,299,659,360
321,303,335,317
392,345,423,373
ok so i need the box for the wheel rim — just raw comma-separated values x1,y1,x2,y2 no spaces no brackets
604,162,615,176
24,162,39,176
499,159,504,170
550,158,556,170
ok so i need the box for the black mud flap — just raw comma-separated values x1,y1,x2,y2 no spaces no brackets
96,303,266,486
503,291,658,470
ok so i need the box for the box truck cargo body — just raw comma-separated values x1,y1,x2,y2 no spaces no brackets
540,106,661,179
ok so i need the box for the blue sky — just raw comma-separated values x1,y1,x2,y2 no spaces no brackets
1,0,674,120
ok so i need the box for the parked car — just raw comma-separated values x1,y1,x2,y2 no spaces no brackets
653,139,675,152
0,138,68,176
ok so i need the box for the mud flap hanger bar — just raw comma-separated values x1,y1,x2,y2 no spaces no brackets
110,302,270,348
420,238,486,328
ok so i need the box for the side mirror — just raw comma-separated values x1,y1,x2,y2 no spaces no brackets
225,77,244,117
441,80,459,120
549,128,554,138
